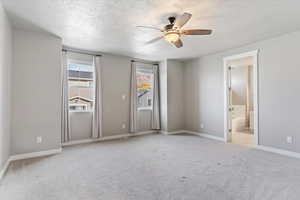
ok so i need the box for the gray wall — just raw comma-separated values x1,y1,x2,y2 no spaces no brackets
167,60,185,131
11,29,62,155
159,60,168,131
159,59,185,132
183,30,300,153
184,57,223,135
101,54,132,136
0,2,12,170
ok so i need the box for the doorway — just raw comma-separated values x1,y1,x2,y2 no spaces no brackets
223,50,259,146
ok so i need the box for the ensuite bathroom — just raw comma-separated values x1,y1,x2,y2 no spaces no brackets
229,57,254,146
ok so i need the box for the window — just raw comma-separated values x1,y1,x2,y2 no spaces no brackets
136,69,154,110
68,61,95,112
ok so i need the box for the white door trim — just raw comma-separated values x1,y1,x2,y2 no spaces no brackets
223,50,259,145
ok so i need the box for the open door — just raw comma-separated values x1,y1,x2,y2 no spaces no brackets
227,65,233,143
223,50,259,146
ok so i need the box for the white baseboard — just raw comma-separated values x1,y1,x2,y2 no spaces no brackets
184,130,226,142
0,148,62,180
10,148,62,161
160,131,168,135
159,130,225,142
0,158,11,181
187,130,300,159
185,130,300,159
256,145,300,159
2,132,299,181
160,130,186,135
131,130,158,136
170,130,300,160
62,130,157,147
0,131,156,179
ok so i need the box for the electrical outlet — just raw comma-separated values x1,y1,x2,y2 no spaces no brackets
122,95,126,100
286,136,293,144
200,123,204,129
122,124,126,129
36,136,42,144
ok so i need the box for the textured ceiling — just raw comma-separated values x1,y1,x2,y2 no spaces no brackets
3,0,300,60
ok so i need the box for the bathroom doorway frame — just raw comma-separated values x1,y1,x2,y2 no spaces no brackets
223,50,259,146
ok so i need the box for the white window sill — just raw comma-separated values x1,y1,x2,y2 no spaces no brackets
69,110,93,113
138,107,153,111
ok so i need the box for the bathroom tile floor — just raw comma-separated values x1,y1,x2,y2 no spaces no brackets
232,131,254,146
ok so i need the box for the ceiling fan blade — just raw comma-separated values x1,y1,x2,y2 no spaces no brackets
173,39,183,48
145,36,164,45
136,25,163,32
173,12,192,29
181,29,212,35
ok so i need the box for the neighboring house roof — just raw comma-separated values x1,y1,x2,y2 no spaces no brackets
68,70,93,80
69,96,93,103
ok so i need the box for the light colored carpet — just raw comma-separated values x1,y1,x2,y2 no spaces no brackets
1,134,300,200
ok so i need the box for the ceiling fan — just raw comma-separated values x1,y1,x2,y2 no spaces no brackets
137,12,212,48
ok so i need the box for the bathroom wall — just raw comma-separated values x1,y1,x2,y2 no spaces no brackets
231,66,247,105
228,56,254,107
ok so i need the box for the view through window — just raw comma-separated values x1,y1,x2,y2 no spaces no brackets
137,69,154,109
68,61,95,111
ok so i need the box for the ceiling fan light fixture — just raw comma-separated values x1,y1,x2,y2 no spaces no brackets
164,32,180,43
139,12,212,48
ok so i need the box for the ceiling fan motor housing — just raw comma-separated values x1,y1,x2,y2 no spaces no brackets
168,16,176,24
165,16,176,30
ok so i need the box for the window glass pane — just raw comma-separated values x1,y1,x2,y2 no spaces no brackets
137,70,154,109
67,61,94,112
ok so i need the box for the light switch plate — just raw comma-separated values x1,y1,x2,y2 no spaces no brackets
122,124,126,129
286,136,293,144
36,136,42,144
200,123,204,129
122,95,126,100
